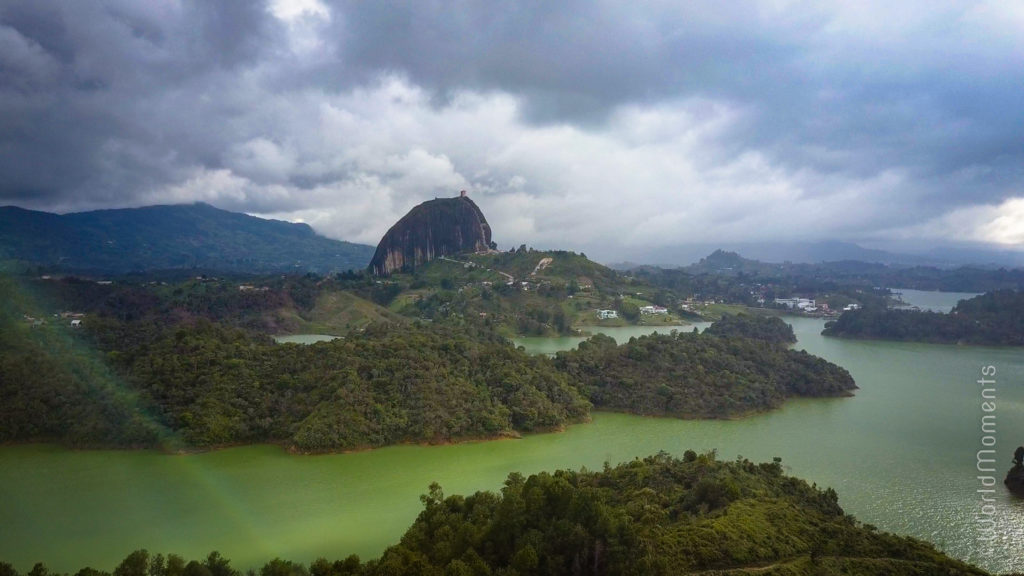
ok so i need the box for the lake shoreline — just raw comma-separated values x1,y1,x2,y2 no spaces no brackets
0,392,870,456
4,310,1022,575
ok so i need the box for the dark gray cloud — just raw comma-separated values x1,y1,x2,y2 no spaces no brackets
1,0,1022,255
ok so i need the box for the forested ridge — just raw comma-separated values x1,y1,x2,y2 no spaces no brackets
702,313,796,344
554,329,855,418
0,203,374,274
2,273,854,450
0,454,990,575
822,290,1024,345
131,321,589,450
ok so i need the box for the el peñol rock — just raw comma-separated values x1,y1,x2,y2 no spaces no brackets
1006,445,1024,496
369,191,493,275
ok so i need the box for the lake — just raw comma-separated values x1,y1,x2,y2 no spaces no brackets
893,288,981,313
2,296,1023,574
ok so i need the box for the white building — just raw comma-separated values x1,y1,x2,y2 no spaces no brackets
640,305,669,315
597,309,618,320
775,298,815,310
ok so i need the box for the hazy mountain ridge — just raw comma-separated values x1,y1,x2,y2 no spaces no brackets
608,240,1024,269
0,203,374,274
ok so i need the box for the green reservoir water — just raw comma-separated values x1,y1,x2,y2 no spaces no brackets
3,307,1024,573
893,288,981,312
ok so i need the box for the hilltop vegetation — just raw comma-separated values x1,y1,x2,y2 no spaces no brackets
703,313,796,344
386,248,684,336
368,453,984,575
0,275,587,450
1,305,588,450
1,270,857,449
555,330,855,419
132,321,589,450
822,290,1024,345
1,453,990,576
0,275,163,446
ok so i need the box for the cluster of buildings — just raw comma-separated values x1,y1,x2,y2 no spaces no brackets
22,311,84,328
772,298,861,316
774,297,818,312
596,304,669,320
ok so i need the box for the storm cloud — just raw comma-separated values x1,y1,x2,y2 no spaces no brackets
1,0,1022,261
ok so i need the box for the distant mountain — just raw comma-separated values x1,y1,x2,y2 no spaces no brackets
608,240,1024,269
608,241,943,268
370,192,493,275
687,249,763,273
0,203,375,274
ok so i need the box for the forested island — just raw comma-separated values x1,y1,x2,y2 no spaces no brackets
1,276,854,451
0,453,990,576
822,290,1024,345
702,313,797,344
555,319,854,419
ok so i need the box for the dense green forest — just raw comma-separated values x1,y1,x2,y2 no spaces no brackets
0,272,590,449
1,311,589,450
1,271,858,449
822,290,1024,345
554,330,856,418
702,313,796,344
132,321,589,450
0,454,990,576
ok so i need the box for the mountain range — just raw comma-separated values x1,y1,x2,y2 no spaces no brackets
0,203,375,274
609,240,1024,269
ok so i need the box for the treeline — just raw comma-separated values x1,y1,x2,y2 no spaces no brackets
1,454,990,576
554,330,855,418
702,313,796,344
129,321,589,450
0,275,165,446
2,273,856,450
1,314,589,450
822,290,1024,345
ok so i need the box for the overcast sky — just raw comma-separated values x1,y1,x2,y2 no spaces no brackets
2,1,1023,262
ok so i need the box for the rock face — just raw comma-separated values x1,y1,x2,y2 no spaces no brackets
369,193,493,276
1007,446,1024,496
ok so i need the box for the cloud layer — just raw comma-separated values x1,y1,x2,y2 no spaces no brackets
2,1,1022,260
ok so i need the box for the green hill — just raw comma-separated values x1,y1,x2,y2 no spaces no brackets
369,453,988,575
0,203,374,274
382,248,684,336
554,329,856,418
822,290,1024,345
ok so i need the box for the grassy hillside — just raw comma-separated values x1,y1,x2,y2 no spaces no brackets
267,290,408,336
383,249,690,335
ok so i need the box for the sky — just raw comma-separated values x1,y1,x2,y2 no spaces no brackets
1,0,1023,263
